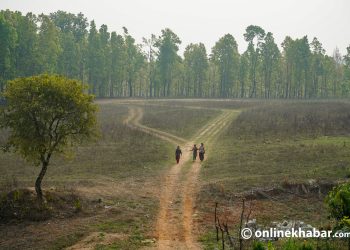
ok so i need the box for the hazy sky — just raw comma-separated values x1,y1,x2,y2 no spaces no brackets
1,0,350,56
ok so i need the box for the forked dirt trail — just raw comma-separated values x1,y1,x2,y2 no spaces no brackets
63,104,237,250
68,106,236,250
124,107,187,145
125,107,238,249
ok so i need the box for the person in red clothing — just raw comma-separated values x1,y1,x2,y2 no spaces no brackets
175,145,182,164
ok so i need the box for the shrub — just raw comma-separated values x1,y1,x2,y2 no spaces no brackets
253,241,265,250
325,182,350,222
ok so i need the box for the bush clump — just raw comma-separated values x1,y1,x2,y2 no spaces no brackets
0,189,84,223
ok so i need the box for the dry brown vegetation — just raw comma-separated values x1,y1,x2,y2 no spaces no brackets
0,102,175,249
1,99,350,249
147,99,266,110
141,105,220,139
198,100,350,249
231,100,350,138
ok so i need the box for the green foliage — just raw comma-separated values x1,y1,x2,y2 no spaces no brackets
281,239,314,250
243,25,266,98
296,241,313,250
184,43,208,97
325,182,350,224
253,241,265,250
244,25,266,44
0,74,97,199
0,11,17,91
50,232,86,250
0,189,52,222
74,199,82,212
155,28,182,96
0,9,349,99
1,74,97,164
261,32,281,98
124,29,145,97
211,34,239,97
110,32,126,97
37,15,61,73
267,241,275,250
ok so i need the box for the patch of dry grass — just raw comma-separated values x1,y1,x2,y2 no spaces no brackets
141,105,220,139
231,101,350,138
0,103,173,187
198,100,350,248
0,102,173,249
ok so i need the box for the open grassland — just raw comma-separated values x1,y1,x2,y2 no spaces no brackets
232,101,350,138
198,100,350,249
202,136,350,192
146,99,268,110
203,101,350,190
0,102,175,249
141,105,220,139
1,99,350,249
0,104,174,187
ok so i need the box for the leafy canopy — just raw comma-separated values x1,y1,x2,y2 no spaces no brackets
325,182,350,231
0,74,97,165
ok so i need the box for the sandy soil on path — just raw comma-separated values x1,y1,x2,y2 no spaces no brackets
68,105,237,250
125,107,237,250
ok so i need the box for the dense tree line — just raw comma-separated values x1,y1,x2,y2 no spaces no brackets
1,9,350,98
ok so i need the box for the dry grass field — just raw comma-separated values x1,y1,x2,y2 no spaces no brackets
1,99,350,249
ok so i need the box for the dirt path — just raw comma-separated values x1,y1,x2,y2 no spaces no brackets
125,107,237,249
124,106,187,145
68,106,237,250
181,111,238,250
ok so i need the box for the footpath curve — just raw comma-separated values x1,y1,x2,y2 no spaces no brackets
125,107,238,249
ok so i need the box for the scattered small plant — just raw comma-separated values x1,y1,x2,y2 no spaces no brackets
74,199,82,212
253,241,265,250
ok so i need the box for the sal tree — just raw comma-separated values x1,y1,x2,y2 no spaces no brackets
1,74,97,201
155,28,181,97
211,34,239,97
244,25,265,98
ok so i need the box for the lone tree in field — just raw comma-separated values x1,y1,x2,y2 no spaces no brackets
0,74,97,201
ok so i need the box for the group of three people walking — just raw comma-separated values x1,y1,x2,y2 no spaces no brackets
175,143,205,164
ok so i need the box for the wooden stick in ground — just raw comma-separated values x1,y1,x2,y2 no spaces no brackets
239,198,246,250
215,202,219,243
217,218,225,250
223,220,234,247
246,199,253,223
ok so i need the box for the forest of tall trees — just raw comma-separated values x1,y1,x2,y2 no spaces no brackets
1,10,350,98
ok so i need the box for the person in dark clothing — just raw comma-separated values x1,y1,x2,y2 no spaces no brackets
191,144,198,161
199,143,205,162
175,145,182,164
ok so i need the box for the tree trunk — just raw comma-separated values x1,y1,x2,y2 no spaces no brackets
128,79,133,97
149,79,152,98
110,82,114,97
35,161,48,201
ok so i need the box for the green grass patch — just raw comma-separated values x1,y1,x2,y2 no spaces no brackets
202,135,350,192
199,229,348,250
50,231,87,250
93,220,153,250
